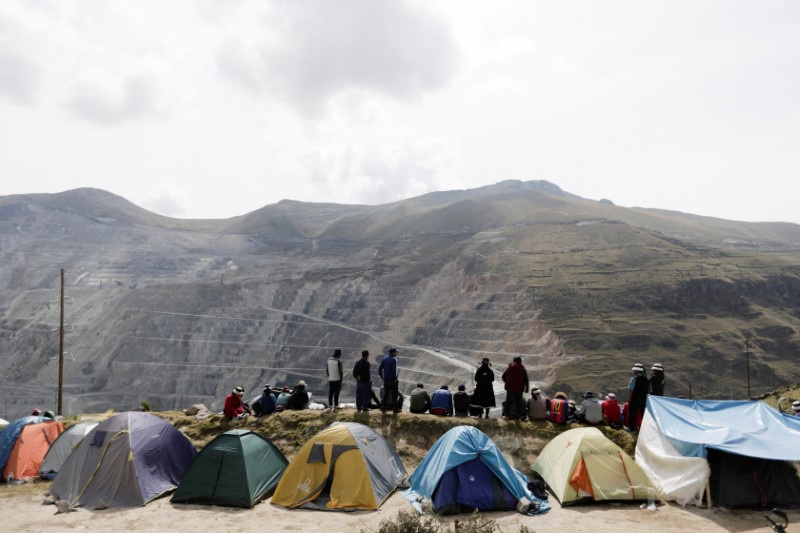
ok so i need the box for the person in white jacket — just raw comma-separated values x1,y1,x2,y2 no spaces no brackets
326,349,344,409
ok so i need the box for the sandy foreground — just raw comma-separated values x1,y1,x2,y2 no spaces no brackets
1,482,797,533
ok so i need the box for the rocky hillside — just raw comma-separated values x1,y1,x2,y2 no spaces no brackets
1,181,800,418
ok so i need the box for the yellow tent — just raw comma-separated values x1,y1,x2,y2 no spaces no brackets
271,422,406,511
532,427,653,505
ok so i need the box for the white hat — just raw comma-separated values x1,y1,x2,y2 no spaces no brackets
652,363,664,371
298,380,306,387
632,363,644,372
531,386,540,394
605,393,616,400
233,386,244,396
792,400,800,412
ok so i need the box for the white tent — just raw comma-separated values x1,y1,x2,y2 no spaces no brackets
39,421,99,479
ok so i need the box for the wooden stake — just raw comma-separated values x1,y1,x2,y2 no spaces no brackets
705,479,712,509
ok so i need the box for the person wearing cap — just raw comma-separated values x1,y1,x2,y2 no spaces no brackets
472,357,496,419
409,383,432,414
627,363,650,431
502,356,529,420
453,385,470,417
326,349,344,410
577,390,603,424
649,363,666,396
353,350,372,412
601,393,622,427
792,400,800,416
276,386,292,410
379,347,400,413
223,386,248,419
430,385,454,416
31,408,42,416
287,380,310,410
526,386,548,421
253,385,277,417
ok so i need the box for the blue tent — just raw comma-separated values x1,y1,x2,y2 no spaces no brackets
404,426,549,515
636,397,800,508
0,416,46,475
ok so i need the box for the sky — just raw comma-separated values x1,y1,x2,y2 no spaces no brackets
1,1,799,223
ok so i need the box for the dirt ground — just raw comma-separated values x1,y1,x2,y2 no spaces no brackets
1,480,797,533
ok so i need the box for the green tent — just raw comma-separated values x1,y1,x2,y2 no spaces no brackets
171,429,288,508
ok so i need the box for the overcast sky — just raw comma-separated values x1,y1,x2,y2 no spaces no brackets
1,1,799,223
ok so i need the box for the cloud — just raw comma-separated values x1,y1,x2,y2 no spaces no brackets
217,0,458,112
67,74,161,126
0,47,42,105
135,183,189,217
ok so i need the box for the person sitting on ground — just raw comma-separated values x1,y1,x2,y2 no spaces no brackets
287,380,310,410
43,410,56,419
224,386,248,419
31,408,42,416
548,394,569,424
601,393,622,427
253,385,277,417
370,388,383,410
276,386,292,411
430,385,454,416
566,400,578,424
453,385,470,417
526,386,548,421
793,400,800,416
577,390,603,424
409,383,432,414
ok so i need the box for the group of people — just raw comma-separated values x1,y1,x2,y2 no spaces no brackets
223,381,312,420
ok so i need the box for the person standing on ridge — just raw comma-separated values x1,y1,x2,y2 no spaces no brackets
473,357,496,419
502,356,529,420
379,347,400,413
649,363,666,396
627,363,650,431
353,350,372,412
326,349,344,409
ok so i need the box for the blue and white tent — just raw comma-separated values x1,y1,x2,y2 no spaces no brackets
404,426,549,515
636,396,800,507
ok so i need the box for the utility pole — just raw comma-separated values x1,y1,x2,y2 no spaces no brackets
745,339,751,399
58,268,64,416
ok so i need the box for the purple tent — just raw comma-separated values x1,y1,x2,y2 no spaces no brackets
50,412,196,509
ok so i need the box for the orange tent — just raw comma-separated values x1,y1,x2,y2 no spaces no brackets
3,421,65,479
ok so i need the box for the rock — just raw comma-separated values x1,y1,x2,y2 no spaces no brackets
184,404,208,416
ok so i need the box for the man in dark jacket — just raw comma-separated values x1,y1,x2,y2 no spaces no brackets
353,350,372,412
502,356,529,420
627,363,650,431
649,363,665,396
453,384,470,417
287,380,310,410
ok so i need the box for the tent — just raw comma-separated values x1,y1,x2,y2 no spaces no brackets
532,427,652,506
39,421,99,479
172,429,288,508
272,422,406,511
405,426,549,515
1,418,66,480
49,412,197,509
636,396,800,508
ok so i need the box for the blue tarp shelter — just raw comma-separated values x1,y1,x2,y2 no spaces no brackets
0,416,46,476
404,426,549,515
636,396,800,508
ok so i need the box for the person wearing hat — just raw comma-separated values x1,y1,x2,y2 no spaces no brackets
472,357,496,419
792,400,800,416
379,347,400,413
287,380,310,410
223,386,248,419
253,385,277,417
577,390,603,425
276,386,292,410
526,386,548,421
502,356,529,420
31,408,42,416
627,363,650,431
601,393,622,427
649,363,666,396
353,350,372,412
326,349,344,410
